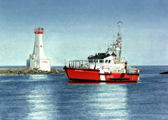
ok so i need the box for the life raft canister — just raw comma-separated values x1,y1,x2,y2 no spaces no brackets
115,58,119,64
135,69,139,74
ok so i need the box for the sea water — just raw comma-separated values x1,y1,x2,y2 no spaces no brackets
0,66,168,120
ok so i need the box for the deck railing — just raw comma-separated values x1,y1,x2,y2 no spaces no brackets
69,60,89,68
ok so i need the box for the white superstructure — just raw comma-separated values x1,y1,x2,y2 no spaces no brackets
26,28,51,71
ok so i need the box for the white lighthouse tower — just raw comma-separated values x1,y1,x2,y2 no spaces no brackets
26,28,51,71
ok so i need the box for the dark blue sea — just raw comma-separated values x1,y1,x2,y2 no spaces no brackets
0,66,168,120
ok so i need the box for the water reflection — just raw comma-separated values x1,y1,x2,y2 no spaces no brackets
0,75,131,119
88,85,128,119
29,75,48,80
25,75,59,120
68,81,137,85
57,81,132,119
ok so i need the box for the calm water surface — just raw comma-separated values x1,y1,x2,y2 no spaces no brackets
0,66,168,120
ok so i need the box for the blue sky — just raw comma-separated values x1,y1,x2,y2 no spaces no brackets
0,0,167,66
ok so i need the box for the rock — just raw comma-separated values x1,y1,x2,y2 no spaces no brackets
51,68,56,73
160,71,168,74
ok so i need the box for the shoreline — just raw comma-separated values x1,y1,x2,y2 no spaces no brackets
0,68,65,76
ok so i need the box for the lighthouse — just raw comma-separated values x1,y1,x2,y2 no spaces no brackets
26,28,51,71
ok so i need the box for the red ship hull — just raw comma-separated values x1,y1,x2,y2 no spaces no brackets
64,67,139,82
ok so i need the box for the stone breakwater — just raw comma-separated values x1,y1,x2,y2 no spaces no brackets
0,68,65,76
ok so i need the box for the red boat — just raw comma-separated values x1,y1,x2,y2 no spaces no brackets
64,22,139,82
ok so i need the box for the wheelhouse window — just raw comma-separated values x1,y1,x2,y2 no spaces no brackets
99,59,104,63
108,60,111,63
94,59,98,62
89,59,94,63
105,60,108,63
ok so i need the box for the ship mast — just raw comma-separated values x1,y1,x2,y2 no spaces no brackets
106,21,123,60
117,21,122,62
